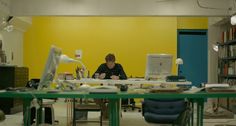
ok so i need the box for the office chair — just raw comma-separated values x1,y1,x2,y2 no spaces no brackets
121,98,141,112
120,84,141,112
142,99,191,126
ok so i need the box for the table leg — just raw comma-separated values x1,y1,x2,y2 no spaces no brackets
199,99,204,126
67,99,72,126
196,98,204,126
23,98,32,126
118,99,120,126
36,99,42,125
109,99,120,126
190,99,194,126
73,98,76,126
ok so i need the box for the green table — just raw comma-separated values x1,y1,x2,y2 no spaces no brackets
0,91,236,126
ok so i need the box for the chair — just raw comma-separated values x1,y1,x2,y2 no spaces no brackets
120,84,141,112
121,98,141,112
74,98,103,126
41,99,56,125
26,79,58,125
142,99,191,126
30,99,58,125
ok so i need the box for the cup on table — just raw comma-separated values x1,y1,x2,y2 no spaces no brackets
95,73,99,79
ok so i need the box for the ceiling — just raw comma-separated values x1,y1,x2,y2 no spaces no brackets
5,0,235,16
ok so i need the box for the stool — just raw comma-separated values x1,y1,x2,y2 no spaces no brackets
41,100,55,125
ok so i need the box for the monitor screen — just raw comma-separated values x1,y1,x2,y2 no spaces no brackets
145,54,173,80
38,45,62,90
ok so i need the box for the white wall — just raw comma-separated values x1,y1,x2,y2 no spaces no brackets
0,15,31,66
10,0,232,16
0,30,23,66
0,0,10,24
208,18,220,83
0,0,23,66
207,17,233,83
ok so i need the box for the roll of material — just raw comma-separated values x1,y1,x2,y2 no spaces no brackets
0,40,7,64
0,109,5,122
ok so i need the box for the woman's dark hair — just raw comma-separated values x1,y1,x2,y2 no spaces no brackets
105,53,116,62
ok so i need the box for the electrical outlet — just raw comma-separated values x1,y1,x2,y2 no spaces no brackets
75,49,82,59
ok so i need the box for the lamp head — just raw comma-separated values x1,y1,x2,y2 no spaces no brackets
175,58,183,65
212,44,219,52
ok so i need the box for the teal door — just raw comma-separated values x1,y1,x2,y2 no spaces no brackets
178,30,208,87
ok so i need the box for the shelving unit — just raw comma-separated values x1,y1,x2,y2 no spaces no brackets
218,39,236,81
0,66,28,114
217,27,236,113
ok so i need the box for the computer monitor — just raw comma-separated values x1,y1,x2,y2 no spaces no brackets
37,45,62,90
145,54,173,80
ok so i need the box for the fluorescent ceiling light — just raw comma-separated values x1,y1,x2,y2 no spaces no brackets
0,16,14,32
4,25,13,32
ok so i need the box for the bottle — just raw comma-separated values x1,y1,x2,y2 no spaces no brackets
87,70,90,78
76,66,81,80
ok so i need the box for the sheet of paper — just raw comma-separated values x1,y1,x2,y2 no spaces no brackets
205,83,229,88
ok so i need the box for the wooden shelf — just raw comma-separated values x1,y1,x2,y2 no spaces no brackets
215,19,236,114
219,75,236,78
220,57,236,60
218,40,236,46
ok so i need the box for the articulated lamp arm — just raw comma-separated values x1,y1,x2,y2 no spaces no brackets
60,54,86,70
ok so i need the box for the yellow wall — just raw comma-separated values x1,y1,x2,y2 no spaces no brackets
177,17,208,29
24,17,178,78
24,17,208,79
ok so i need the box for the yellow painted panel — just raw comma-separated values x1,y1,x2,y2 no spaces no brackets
177,17,208,29
24,17,178,79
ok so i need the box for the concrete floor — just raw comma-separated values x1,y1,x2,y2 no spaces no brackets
1,99,236,126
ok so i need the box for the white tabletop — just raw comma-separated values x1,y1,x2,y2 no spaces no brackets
59,78,192,86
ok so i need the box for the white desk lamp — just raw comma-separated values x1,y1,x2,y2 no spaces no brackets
60,54,88,79
57,54,88,90
175,58,183,75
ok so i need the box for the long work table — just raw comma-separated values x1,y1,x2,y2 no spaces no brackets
1,90,236,126
59,78,192,86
